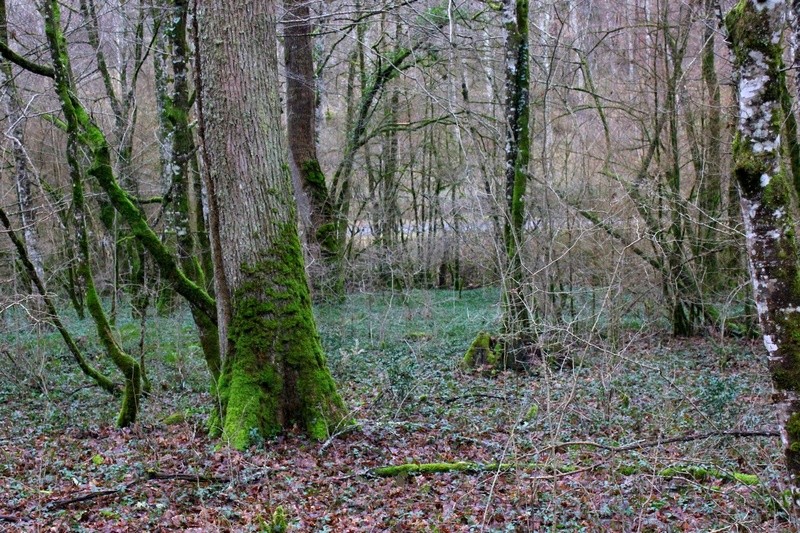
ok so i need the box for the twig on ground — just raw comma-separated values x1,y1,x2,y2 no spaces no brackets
441,393,513,404
47,470,230,509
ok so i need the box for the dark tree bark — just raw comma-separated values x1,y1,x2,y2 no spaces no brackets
197,0,348,449
283,0,335,258
500,0,534,366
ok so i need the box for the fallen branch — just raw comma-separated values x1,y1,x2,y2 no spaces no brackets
542,430,779,454
145,470,230,483
369,460,760,485
369,461,576,477
48,482,141,509
441,393,513,404
48,470,230,509
369,430,776,481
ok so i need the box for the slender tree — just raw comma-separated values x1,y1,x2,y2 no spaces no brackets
196,0,348,448
0,0,44,285
43,0,143,426
500,0,534,366
283,0,336,266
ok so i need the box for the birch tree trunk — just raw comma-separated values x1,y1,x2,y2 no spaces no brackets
727,0,800,487
197,0,348,449
0,0,44,285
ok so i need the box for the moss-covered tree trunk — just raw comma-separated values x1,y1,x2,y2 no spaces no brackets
197,0,348,449
151,0,220,381
501,0,534,367
727,0,800,488
698,0,725,293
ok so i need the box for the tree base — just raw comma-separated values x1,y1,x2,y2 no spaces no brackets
461,331,552,372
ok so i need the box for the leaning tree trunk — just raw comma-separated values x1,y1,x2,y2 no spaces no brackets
197,0,348,449
727,0,800,488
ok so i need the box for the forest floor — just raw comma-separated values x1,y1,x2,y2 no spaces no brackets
0,287,795,531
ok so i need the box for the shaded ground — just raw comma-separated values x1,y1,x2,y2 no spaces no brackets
0,288,794,531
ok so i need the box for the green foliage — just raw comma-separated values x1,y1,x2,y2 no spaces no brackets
257,506,288,532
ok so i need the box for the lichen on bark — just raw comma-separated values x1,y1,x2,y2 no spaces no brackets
727,0,800,488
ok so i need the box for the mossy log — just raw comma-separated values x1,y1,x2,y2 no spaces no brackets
371,461,547,477
369,461,759,485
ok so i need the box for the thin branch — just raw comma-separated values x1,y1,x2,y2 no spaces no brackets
48,470,230,509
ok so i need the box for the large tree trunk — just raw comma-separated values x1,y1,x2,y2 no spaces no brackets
197,0,348,449
727,0,800,488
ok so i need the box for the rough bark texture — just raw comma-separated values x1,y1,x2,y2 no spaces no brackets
727,0,800,488
197,0,347,449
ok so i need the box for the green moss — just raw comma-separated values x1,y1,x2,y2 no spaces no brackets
462,331,493,368
267,506,288,532
315,222,340,257
162,412,187,425
787,413,800,441
300,159,329,206
770,313,800,392
732,472,759,485
658,465,758,485
219,223,349,449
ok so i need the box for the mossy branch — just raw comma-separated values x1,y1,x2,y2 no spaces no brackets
0,41,53,77
371,430,775,481
369,461,760,485
34,0,217,328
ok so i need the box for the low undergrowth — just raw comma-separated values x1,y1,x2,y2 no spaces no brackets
0,287,793,531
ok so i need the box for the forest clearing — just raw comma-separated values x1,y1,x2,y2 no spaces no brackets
0,289,792,530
